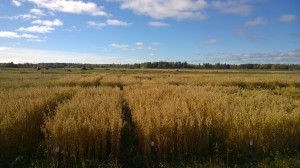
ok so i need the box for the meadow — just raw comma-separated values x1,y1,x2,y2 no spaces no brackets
0,68,299,167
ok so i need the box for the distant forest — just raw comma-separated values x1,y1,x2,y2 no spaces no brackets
0,61,300,70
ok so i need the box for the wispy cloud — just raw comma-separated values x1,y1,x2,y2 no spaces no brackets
109,42,156,51
245,17,267,27
109,43,130,51
1,8,46,20
18,26,55,33
148,21,170,27
87,21,106,29
17,19,63,34
30,8,46,16
63,26,80,32
0,47,12,51
0,31,39,39
212,0,252,16
87,19,130,29
0,14,39,20
0,48,137,64
27,0,107,16
120,0,207,20
236,17,268,39
12,0,22,7
135,42,144,50
200,39,219,45
279,14,298,23
27,39,45,42
247,34,266,41
135,42,143,46
1,5,49,20
32,19,63,26
106,19,130,26
206,49,300,64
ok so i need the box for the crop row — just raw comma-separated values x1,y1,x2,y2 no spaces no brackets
0,84,299,165
1,73,299,91
125,85,300,161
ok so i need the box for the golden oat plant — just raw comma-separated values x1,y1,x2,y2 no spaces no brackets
141,72,300,89
222,89,300,158
125,85,223,161
43,87,123,162
0,72,60,90
55,74,103,87
125,85,300,162
0,87,75,164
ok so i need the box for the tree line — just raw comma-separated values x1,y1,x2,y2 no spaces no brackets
0,62,299,70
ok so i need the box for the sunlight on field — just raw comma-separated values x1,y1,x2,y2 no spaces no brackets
0,68,299,167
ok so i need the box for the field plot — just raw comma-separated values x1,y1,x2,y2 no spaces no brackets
0,87,75,164
0,68,299,167
44,87,122,161
125,85,300,161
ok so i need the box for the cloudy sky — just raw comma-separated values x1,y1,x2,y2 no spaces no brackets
0,0,299,64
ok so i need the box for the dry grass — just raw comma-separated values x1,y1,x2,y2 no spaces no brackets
0,87,75,161
55,74,103,87
43,87,123,161
0,69,299,166
125,85,300,161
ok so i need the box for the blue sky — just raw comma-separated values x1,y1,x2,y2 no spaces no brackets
0,0,299,64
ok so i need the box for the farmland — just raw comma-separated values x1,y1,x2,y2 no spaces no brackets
0,68,299,167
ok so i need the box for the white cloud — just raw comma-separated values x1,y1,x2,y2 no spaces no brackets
12,0,22,7
30,8,46,16
63,26,79,32
120,0,207,20
151,42,160,46
4,14,39,20
0,47,12,51
19,14,39,19
135,42,143,46
22,34,40,38
27,38,45,42
32,19,63,26
18,26,55,33
0,10,46,20
0,48,137,64
236,17,268,38
245,17,267,27
0,31,39,39
135,42,143,49
87,21,106,29
87,19,130,29
149,21,170,27
279,14,298,23
105,0,122,2
106,19,130,26
27,0,107,16
200,39,219,45
109,43,130,51
206,49,300,64
109,42,156,51
212,0,252,16
144,47,156,51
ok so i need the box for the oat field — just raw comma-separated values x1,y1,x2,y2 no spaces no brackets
0,68,299,167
